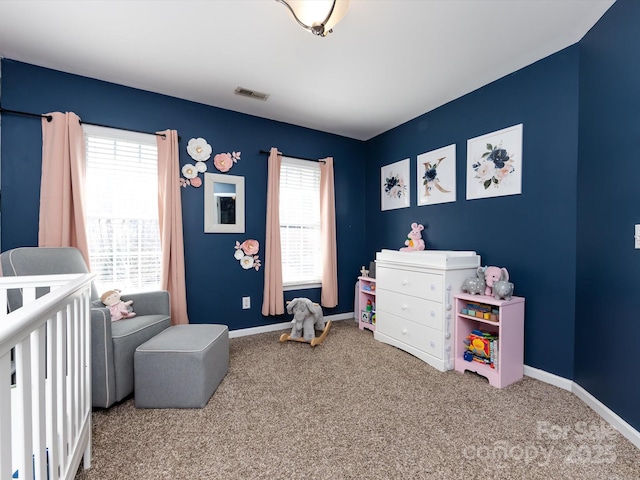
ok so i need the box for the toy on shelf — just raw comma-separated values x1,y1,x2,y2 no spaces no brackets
460,301,499,321
461,266,486,295
280,298,332,347
482,266,510,297
360,265,369,277
460,301,498,322
493,280,514,300
399,222,426,251
361,308,376,325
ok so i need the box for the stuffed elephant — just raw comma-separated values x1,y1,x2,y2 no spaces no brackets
493,280,514,300
461,266,486,295
287,298,325,342
483,266,509,296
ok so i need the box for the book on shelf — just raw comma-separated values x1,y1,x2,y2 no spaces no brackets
464,330,498,370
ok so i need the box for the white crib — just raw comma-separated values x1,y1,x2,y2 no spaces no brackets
0,273,93,480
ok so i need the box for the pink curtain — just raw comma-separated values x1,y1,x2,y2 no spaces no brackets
156,130,189,325
319,157,338,307
39,112,91,267
262,147,285,316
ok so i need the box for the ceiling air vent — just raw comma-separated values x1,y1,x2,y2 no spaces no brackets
235,87,270,101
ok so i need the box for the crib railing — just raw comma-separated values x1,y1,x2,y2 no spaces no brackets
0,273,94,480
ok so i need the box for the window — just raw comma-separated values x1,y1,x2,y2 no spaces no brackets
84,125,161,294
279,156,322,288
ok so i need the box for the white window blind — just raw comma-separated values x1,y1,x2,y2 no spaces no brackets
279,156,322,287
83,125,161,294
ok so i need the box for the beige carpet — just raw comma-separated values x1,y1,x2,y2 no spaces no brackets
75,320,640,480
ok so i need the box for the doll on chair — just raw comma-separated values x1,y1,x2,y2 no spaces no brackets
100,289,136,321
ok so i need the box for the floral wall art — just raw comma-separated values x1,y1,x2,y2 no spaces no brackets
466,124,523,200
234,239,261,271
417,144,456,206
214,151,241,172
180,137,241,188
181,137,211,187
381,159,410,211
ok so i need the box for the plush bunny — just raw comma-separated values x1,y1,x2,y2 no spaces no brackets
286,298,325,342
100,289,136,321
399,222,426,251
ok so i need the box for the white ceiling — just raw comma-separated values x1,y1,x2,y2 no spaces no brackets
0,0,614,141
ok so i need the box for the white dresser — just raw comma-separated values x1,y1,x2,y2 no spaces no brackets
374,250,481,372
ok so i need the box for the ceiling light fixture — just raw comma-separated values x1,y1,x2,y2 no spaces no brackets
275,0,350,37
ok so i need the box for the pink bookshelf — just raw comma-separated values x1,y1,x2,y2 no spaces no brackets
454,293,525,388
358,276,376,332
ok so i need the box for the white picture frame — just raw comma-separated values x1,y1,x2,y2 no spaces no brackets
466,123,523,200
417,144,456,206
381,159,410,211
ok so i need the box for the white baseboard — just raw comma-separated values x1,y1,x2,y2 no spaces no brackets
524,365,573,391
228,312,355,339
571,383,640,450
525,365,640,450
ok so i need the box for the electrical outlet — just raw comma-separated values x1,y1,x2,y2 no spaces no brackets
635,225,640,249
242,296,251,309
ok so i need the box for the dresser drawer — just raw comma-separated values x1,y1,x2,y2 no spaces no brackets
377,266,443,301
376,288,442,330
376,311,443,359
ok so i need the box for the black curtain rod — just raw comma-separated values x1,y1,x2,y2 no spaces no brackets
0,107,52,122
259,149,326,163
0,107,179,140
82,119,170,140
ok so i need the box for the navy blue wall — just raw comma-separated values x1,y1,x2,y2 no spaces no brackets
365,46,580,379
2,0,639,432
0,59,367,329
576,0,640,431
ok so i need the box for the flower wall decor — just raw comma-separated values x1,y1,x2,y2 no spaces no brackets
381,159,410,211
181,163,204,188
187,137,212,162
234,239,261,271
180,137,242,188
417,144,456,206
181,137,212,188
466,124,523,200
214,151,241,172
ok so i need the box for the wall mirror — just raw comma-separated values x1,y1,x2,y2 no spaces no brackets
204,173,245,233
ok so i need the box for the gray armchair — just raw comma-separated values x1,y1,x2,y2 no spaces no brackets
0,246,171,408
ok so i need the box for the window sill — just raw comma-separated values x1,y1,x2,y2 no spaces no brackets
283,282,322,292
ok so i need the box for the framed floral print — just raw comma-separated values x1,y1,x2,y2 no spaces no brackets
417,144,456,206
466,123,523,200
381,159,410,211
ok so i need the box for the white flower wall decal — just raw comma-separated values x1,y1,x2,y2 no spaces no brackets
186,137,212,161
181,163,198,179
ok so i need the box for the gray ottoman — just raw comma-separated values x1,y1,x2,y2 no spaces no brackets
134,324,229,408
